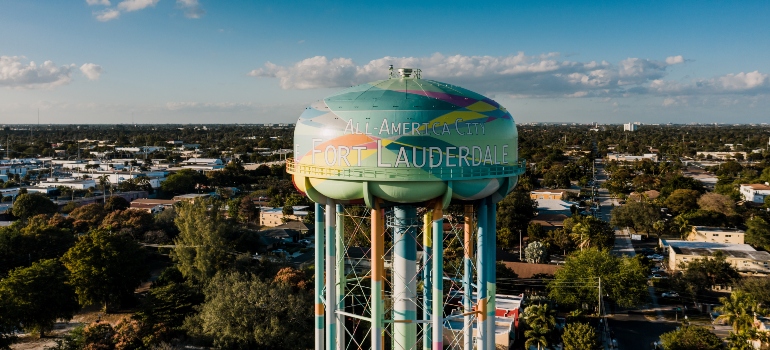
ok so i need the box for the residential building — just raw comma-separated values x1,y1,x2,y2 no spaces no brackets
606,153,658,162
38,178,96,190
662,240,770,274
740,183,770,203
259,206,309,227
530,190,567,200
688,226,745,244
623,123,638,131
130,198,178,213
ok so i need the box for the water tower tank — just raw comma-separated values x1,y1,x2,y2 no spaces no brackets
289,68,524,205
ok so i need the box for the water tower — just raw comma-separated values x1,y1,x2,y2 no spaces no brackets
287,67,524,350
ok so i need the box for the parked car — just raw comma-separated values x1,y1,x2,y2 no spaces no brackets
298,239,312,245
661,292,679,298
648,273,665,279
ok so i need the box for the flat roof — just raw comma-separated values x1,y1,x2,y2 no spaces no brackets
694,226,744,233
665,240,755,251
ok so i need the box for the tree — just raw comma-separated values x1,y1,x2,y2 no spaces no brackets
68,203,108,232
497,190,538,235
548,248,648,309
104,196,130,212
660,175,706,198
160,169,208,196
697,192,737,216
0,259,79,336
187,271,313,350
671,251,740,300
564,215,615,250
100,209,154,239
664,189,701,215
522,303,556,330
562,322,597,350
726,331,755,350
610,200,661,236
60,230,149,311
715,290,761,333
134,267,203,340
98,175,111,204
172,200,232,284
735,278,770,307
659,326,723,350
11,193,57,220
525,325,550,350
525,241,549,264
238,196,258,224
528,222,547,242
497,227,516,251
745,217,770,251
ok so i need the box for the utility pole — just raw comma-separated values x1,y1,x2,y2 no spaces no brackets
519,229,523,260
598,277,602,316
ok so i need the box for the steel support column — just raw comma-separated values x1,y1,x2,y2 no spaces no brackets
393,205,417,350
476,199,488,349
486,197,497,350
463,205,474,350
314,202,324,350
431,204,444,350
335,204,345,350
325,200,337,350
422,212,432,350
371,201,385,350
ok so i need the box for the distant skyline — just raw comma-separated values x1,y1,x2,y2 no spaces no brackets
1,1,769,124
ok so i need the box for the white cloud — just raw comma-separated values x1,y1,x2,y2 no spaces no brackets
117,0,159,12
665,55,684,65
86,0,111,5
94,8,120,21
176,0,205,18
0,56,75,89
717,71,768,91
249,52,681,97
250,53,769,100
79,63,103,80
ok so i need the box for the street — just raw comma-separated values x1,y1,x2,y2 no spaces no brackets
597,158,680,349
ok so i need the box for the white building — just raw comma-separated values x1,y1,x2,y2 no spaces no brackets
623,123,638,131
38,178,97,190
740,183,770,204
606,153,658,162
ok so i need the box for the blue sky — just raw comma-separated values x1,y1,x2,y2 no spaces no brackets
1,0,769,124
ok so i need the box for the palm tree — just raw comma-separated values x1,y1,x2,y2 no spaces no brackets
523,304,556,330
98,175,110,203
716,290,761,333
726,330,755,350
524,325,550,350
570,223,591,251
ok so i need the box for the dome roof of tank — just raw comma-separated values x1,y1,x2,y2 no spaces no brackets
323,78,507,114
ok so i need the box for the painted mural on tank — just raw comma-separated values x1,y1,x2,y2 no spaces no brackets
290,76,525,203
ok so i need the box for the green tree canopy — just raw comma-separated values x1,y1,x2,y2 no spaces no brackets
715,290,762,333
562,322,598,350
11,193,57,220
186,271,313,350
671,251,740,301
60,230,149,311
497,190,538,235
160,169,208,196
564,215,615,250
104,196,130,212
548,248,648,309
664,189,701,215
609,200,661,235
659,326,723,350
172,200,232,284
0,259,79,336
745,217,770,251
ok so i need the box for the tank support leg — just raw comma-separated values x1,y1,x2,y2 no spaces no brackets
477,199,488,349
393,205,417,350
325,200,337,350
431,204,444,350
371,200,385,350
463,205,474,350
315,202,324,350
423,212,432,350
486,197,497,350
335,204,345,350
